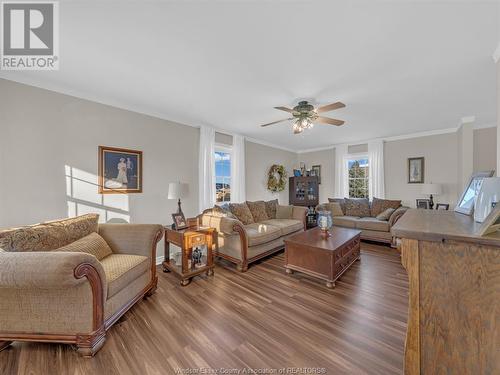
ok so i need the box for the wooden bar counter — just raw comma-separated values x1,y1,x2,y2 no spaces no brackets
392,209,500,374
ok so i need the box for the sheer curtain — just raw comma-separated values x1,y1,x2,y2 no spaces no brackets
368,139,385,199
199,126,216,212
230,134,246,203
334,144,349,198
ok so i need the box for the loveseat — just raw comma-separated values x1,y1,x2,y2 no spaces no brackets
198,200,308,271
0,214,163,356
316,198,409,246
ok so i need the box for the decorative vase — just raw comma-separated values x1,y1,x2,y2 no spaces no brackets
317,210,333,236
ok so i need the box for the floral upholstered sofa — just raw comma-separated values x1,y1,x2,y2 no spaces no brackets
316,197,409,246
0,214,163,356
198,200,307,271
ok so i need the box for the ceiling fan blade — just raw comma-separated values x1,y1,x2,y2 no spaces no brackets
316,116,345,126
261,118,294,127
274,106,295,113
316,102,346,113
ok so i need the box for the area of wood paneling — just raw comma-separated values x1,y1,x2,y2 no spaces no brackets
0,244,408,375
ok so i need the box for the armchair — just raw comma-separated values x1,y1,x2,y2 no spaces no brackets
0,219,163,357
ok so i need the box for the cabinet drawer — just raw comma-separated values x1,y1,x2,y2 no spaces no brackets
188,234,206,248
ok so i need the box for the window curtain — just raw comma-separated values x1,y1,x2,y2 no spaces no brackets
368,139,385,199
199,126,216,212
230,134,246,203
334,144,349,198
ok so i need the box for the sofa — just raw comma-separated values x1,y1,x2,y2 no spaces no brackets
198,200,308,272
316,198,409,246
0,214,163,356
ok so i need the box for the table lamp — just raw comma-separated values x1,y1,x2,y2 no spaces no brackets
422,183,442,209
168,182,188,216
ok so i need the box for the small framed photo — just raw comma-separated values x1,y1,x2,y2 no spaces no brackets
435,203,450,211
312,165,321,184
172,212,188,230
408,157,424,184
416,199,430,209
99,146,142,194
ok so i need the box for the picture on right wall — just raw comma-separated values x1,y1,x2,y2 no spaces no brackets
408,157,424,184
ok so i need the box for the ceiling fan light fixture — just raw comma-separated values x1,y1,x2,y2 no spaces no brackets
292,117,313,134
292,121,304,134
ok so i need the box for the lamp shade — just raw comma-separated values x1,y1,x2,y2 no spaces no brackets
422,183,442,195
168,182,188,199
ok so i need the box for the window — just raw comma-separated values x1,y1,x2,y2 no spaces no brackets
348,157,369,198
215,146,231,203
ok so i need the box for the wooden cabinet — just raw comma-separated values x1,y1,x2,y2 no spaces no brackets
289,176,319,228
392,209,500,374
163,226,216,286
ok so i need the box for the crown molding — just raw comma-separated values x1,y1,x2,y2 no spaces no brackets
245,137,296,153
472,122,496,130
0,76,203,129
493,43,500,63
2,76,495,157
297,145,335,154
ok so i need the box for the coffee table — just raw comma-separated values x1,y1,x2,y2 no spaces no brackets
284,226,361,288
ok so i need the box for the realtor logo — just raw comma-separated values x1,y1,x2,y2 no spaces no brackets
1,1,59,70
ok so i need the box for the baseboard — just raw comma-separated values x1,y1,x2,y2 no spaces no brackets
156,256,163,266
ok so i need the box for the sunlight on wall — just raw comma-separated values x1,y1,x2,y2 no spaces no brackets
65,165,130,223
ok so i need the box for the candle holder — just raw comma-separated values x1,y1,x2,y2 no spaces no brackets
317,210,333,237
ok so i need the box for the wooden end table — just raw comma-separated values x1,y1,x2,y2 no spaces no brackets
163,226,217,286
284,226,361,288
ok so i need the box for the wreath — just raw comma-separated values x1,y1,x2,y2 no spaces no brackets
267,164,287,192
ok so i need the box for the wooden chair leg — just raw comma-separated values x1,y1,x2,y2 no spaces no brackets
75,329,106,357
0,341,12,352
236,262,248,272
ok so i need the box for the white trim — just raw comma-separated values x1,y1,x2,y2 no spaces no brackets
245,137,296,153
381,127,458,142
297,145,335,154
461,116,475,125
493,43,500,63
3,77,495,155
473,122,496,130
156,255,163,266
0,76,205,129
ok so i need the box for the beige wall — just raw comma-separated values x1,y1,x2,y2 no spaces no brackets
385,133,459,207
297,149,335,203
473,127,497,173
245,141,297,204
0,79,202,260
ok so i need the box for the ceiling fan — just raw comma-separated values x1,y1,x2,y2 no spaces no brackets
261,100,346,134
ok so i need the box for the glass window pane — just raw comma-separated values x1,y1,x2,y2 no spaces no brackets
215,150,231,202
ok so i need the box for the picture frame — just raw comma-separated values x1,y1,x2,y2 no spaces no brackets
408,157,425,184
454,170,495,216
435,203,450,211
98,146,143,194
475,204,500,236
172,212,188,230
312,165,322,184
416,199,430,209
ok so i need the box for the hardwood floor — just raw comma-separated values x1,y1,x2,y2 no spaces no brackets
0,243,408,375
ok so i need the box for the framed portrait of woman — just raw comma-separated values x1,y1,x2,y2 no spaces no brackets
98,146,143,194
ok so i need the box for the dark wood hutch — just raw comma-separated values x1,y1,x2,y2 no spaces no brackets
289,176,319,228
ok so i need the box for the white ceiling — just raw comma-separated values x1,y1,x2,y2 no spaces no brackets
1,0,498,151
